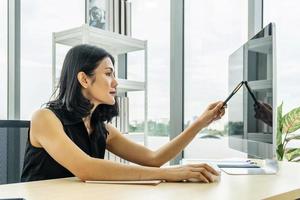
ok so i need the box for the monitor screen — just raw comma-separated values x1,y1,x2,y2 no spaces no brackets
228,23,276,159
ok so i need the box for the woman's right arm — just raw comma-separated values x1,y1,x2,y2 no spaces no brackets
30,109,217,182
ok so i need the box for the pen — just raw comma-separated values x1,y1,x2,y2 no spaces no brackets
223,81,244,107
244,81,259,105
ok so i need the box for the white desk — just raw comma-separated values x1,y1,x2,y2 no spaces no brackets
0,161,299,200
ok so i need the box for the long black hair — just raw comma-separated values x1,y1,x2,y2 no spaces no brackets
47,44,119,136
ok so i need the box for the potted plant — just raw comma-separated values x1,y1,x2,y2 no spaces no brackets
277,103,300,161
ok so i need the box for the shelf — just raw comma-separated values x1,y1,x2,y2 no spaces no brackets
247,80,272,91
117,79,145,92
247,132,272,143
246,36,272,54
54,78,144,93
53,24,146,54
52,24,148,145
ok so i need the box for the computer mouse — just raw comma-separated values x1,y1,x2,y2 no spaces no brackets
187,173,220,183
211,173,221,182
187,164,221,183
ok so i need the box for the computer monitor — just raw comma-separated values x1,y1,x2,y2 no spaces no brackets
228,23,277,159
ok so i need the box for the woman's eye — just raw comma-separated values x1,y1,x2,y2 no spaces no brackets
105,72,112,76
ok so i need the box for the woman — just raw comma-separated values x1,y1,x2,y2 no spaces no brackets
21,44,225,183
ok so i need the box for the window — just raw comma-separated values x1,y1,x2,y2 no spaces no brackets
0,0,7,119
184,0,248,158
20,0,84,119
128,0,170,150
264,1,300,113
264,0,300,147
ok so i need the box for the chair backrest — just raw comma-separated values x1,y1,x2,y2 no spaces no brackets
0,120,30,184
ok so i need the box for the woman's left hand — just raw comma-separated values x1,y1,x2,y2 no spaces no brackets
197,101,226,127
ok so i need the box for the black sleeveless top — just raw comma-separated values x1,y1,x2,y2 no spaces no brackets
21,106,107,182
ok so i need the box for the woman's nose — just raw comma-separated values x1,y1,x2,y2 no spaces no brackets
112,78,118,88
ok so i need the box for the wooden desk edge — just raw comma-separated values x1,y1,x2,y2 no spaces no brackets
264,188,300,200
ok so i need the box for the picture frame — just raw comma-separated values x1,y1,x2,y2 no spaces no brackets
86,0,108,30
85,0,131,33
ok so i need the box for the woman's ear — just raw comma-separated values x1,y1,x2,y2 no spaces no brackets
77,72,89,88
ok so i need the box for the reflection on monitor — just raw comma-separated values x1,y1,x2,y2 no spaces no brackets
228,23,276,159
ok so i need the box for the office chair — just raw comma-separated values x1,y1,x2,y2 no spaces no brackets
0,120,30,184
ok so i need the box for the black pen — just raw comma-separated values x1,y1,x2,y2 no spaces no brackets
223,81,244,107
244,81,259,105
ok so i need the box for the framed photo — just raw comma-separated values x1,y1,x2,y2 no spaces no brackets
86,0,107,30
85,0,130,33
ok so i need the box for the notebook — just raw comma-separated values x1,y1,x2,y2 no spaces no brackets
85,180,162,185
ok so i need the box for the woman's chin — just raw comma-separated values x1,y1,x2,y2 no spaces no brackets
95,98,115,106
107,99,115,105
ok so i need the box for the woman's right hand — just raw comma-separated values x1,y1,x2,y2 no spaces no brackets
161,163,220,183
196,101,225,128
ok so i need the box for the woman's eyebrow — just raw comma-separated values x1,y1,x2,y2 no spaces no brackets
105,67,114,72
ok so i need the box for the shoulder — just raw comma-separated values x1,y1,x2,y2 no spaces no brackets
32,108,60,123
31,108,64,133
105,123,115,135
105,123,121,142
30,108,64,147
105,123,119,134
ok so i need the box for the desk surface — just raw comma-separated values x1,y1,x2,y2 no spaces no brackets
0,161,300,200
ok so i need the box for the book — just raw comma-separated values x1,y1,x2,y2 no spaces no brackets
123,96,129,134
120,0,125,34
107,0,114,31
125,0,132,36
113,0,119,33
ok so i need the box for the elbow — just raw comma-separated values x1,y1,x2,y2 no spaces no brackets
77,174,88,182
151,163,163,168
148,160,163,167
147,153,164,167
76,170,90,182
73,157,93,181
151,161,164,168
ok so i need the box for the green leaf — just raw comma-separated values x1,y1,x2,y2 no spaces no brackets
276,103,283,147
285,148,298,154
285,148,300,161
291,157,300,162
286,134,300,142
276,143,284,161
282,106,300,134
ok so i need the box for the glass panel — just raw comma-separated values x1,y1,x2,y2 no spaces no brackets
184,0,248,159
264,1,300,113
0,0,7,119
128,0,170,150
20,0,84,119
264,0,300,150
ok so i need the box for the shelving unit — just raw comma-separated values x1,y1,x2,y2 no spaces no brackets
246,80,272,91
52,24,148,145
247,36,272,54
